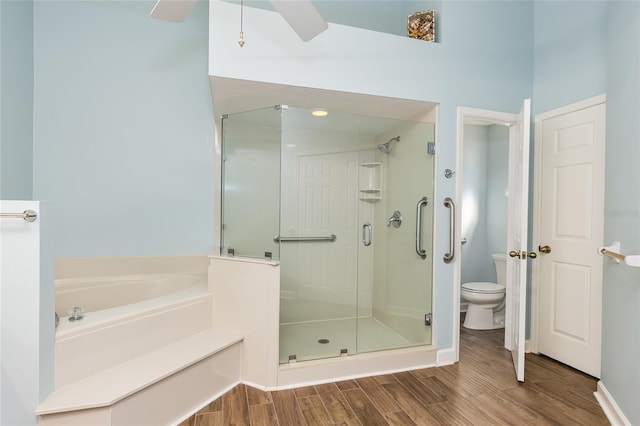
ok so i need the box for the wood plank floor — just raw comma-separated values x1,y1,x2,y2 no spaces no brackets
180,325,608,425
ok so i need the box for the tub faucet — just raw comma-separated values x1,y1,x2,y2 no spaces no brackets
68,307,84,322
387,210,402,228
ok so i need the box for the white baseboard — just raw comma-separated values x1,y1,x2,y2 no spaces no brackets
436,347,456,366
594,381,631,426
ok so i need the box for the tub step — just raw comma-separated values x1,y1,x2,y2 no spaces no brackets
37,329,243,425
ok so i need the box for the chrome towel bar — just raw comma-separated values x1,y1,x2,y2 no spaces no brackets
274,234,337,243
0,209,37,222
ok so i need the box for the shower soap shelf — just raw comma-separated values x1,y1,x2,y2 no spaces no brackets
359,162,382,202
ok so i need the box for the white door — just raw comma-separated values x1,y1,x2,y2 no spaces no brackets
536,101,605,378
506,99,531,382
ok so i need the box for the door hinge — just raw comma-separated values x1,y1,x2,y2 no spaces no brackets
424,313,432,326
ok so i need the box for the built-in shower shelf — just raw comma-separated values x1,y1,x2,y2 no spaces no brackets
359,162,382,202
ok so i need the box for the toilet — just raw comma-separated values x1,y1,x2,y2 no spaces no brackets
462,253,507,330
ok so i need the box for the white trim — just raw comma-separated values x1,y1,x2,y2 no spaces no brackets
594,381,632,426
436,347,456,366
535,94,606,122
453,106,464,363
529,118,543,354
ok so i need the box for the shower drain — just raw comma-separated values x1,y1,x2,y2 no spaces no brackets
317,338,330,344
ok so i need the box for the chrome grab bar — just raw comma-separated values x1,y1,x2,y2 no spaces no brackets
0,209,37,222
362,222,372,246
415,197,428,259
274,234,337,243
443,197,455,263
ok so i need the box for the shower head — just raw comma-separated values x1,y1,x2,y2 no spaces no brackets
377,136,401,154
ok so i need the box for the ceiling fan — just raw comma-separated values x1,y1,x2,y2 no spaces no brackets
150,0,329,42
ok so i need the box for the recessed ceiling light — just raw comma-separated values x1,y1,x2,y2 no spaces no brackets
311,109,329,117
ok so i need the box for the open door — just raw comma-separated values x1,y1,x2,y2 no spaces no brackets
506,99,531,382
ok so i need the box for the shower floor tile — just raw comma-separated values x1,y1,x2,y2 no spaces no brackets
279,317,410,364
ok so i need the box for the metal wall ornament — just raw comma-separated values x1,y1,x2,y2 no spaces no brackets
408,10,436,42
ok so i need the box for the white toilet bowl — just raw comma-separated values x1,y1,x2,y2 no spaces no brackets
462,254,507,330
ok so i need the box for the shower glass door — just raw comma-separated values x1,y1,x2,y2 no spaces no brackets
278,108,435,363
357,117,435,354
278,107,361,363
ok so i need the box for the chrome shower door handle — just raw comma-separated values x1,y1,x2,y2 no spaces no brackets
443,197,455,263
362,222,372,246
415,197,428,259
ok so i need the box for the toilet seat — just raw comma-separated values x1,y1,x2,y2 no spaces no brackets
462,282,505,294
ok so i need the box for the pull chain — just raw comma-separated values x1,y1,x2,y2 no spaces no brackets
238,0,245,47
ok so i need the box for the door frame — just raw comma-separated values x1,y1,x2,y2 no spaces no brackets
453,106,520,362
529,93,607,354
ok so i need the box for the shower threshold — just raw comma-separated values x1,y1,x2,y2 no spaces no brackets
277,340,438,388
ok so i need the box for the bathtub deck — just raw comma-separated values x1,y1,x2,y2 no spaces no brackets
36,329,243,416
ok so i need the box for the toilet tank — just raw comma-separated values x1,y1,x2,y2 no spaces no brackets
492,253,507,286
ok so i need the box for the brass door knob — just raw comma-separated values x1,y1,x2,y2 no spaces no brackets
509,250,520,258
539,245,551,254
528,252,537,259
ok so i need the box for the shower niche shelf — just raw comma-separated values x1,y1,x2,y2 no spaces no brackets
359,162,382,202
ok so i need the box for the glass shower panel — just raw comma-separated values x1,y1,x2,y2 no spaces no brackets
278,107,361,363
357,117,435,353
220,107,281,259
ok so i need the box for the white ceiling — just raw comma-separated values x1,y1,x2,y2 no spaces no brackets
210,76,438,130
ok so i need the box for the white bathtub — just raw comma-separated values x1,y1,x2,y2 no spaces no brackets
54,274,212,388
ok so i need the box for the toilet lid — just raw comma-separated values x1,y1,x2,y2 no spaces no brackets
462,282,505,294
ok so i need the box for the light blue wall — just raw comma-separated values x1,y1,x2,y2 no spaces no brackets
533,1,608,115
461,124,509,285
0,0,34,200
234,1,442,39
32,0,215,257
461,125,492,283
210,0,534,350
486,124,509,257
601,3,640,424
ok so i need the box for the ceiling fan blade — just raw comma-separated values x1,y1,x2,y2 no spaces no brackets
150,0,197,23
269,0,328,42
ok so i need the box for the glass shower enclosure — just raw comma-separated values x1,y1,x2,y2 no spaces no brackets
221,105,435,364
